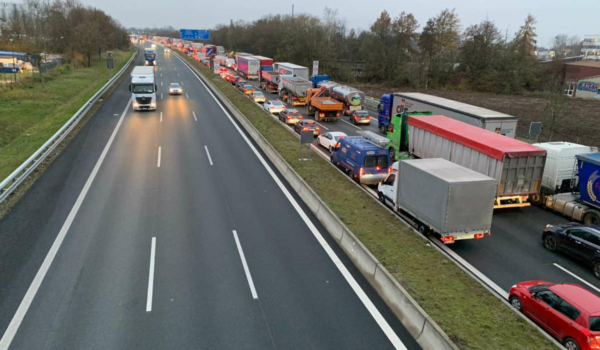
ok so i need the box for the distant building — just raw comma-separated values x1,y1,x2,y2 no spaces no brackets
582,35,600,60
564,61,600,98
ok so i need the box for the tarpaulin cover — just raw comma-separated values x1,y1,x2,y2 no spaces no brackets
408,115,546,160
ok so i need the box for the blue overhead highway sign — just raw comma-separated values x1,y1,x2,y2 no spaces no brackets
179,29,210,40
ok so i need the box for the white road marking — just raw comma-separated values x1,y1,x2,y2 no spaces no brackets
178,73,180,77
157,147,162,167
317,123,329,130
204,146,213,165
340,118,362,130
192,111,197,122
554,263,600,293
146,237,157,312
186,93,189,99
161,93,163,100
160,73,162,77
179,56,406,349
232,230,258,299
161,81,163,86
0,100,133,350
181,81,184,86
160,112,163,123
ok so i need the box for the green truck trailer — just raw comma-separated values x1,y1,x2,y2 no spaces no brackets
385,111,433,161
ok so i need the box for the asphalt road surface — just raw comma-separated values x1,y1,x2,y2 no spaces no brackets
0,45,420,350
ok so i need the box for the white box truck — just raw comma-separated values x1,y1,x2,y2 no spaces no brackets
273,63,309,81
378,159,496,243
130,66,157,111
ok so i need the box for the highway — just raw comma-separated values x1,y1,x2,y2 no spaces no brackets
0,45,420,349
210,51,600,299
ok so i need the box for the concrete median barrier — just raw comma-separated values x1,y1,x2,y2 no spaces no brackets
184,58,459,350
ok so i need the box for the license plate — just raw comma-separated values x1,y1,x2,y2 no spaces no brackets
350,106,361,110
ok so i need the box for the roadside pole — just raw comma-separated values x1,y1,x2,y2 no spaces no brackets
106,51,114,80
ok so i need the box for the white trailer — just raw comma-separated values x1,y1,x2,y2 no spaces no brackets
391,92,519,138
130,66,157,111
273,63,309,81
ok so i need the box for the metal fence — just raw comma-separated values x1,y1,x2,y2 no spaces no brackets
0,49,137,205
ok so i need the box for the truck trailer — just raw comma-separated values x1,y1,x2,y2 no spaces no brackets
274,63,310,81
250,55,274,67
544,152,600,225
407,115,547,209
305,87,344,122
260,71,281,93
378,159,496,243
279,76,312,106
378,92,519,138
130,66,157,111
237,56,260,79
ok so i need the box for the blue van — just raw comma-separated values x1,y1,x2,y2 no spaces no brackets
331,132,391,185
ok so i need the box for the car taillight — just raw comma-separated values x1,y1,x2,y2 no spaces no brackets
315,127,320,131
441,236,455,243
475,233,484,239
293,97,297,100
359,167,364,177
303,127,310,131
388,167,392,174
367,116,371,120
355,116,360,120
336,112,341,116
298,116,303,119
286,116,291,119
319,112,325,117
376,166,381,171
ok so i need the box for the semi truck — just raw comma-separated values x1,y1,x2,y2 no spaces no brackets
279,76,311,106
129,66,157,111
250,55,274,67
330,85,365,115
144,48,156,66
544,152,600,225
377,92,519,138
531,142,598,204
407,115,547,209
237,56,260,79
378,158,496,243
260,71,281,93
385,111,433,160
305,87,344,122
274,63,309,81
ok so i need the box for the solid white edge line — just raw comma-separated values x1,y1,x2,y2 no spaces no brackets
146,237,156,312
157,146,162,167
232,230,258,299
160,112,163,123
177,55,406,350
192,111,197,122
0,100,132,350
204,146,213,166
554,263,600,293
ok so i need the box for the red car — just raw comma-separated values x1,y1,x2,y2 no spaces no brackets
510,281,600,350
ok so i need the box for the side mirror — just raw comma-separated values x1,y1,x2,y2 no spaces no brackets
128,85,132,92
531,293,536,299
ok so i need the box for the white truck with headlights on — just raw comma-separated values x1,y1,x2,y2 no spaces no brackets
130,66,157,111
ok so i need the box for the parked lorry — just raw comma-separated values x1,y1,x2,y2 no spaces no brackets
377,92,519,138
279,76,311,106
378,158,496,243
305,86,344,122
130,66,157,111
237,56,260,79
543,152,600,225
274,63,310,81
144,48,156,66
407,115,547,209
532,142,598,204
261,71,281,93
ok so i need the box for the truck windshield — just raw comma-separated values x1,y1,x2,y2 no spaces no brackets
364,155,388,169
132,84,154,93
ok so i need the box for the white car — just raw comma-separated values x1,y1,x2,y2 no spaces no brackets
165,48,170,53
263,100,286,114
317,132,348,152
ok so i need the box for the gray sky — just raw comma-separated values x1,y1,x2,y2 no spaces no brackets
86,0,598,48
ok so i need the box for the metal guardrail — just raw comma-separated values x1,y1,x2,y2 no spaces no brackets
363,97,380,110
0,49,137,205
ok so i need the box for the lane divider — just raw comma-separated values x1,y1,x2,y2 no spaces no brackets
146,237,157,312
192,111,197,122
204,146,213,166
157,147,162,168
232,230,258,300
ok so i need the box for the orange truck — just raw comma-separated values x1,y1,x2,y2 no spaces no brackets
306,87,344,122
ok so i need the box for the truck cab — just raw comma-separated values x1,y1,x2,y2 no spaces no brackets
377,93,394,133
144,49,156,66
130,66,157,111
386,111,432,161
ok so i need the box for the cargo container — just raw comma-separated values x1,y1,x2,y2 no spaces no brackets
260,71,281,93
274,62,310,81
378,159,495,243
310,75,331,88
331,85,365,115
378,92,519,138
279,76,311,106
306,87,344,122
250,55,274,66
544,153,600,225
237,56,260,79
408,115,547,209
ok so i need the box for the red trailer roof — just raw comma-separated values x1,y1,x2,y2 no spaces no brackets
407,115,546,160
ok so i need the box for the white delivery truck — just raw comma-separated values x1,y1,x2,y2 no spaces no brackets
130,66,157,111
273,63,310,81
378,159,496,243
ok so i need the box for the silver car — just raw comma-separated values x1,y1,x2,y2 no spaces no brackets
263,100,286,114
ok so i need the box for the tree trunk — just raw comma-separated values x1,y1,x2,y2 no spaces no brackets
87,52,91,67
38,62,46,92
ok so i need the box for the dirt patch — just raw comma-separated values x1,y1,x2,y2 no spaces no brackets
356,84,600,147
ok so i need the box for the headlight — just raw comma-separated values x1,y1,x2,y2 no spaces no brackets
169,89,174,92
150,101,156,107
133,102,139,108
145,60,148,63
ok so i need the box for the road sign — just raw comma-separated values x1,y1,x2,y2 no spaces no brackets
299,129,313,161
107,58,114,69
312,60,319,77
179,29,210,40
134,30,139,34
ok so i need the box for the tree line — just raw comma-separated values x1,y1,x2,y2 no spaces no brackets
0,0,130,67
201,9,579,94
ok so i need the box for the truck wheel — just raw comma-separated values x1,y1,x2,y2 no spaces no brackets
530,193,542,205
584,211,600,226
378,193,385,204
389,147,396,161
418,224,428,235
380,124,386,134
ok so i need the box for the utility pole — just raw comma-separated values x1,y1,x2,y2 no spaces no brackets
292,4,294,18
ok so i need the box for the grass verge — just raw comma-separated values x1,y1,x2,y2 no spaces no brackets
179,53,555,350
0,50,133,181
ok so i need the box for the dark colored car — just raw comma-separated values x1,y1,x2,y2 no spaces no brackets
543,224,600,279
349,109,372,125
509,280,600,350
230,76,241,85
293,120,320,136
279,109,303,125
236,79,248,90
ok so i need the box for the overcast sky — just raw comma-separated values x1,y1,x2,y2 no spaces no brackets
84,0,598,48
